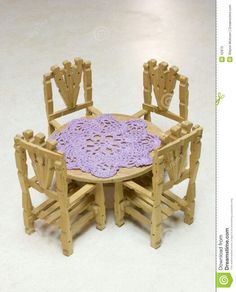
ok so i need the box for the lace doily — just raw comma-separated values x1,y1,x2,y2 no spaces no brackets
50,115,160,178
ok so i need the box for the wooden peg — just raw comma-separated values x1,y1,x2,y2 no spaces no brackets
51,65,70,107
83,60,92,73
83,60,92,116
14,135,22,146
181,121,193,134
192,124,200,131
72,57,83,105
33,133,46,145
50,65,61,75
143,62,152,121
166,66,179,93
43,74,54,118
63,60,73,106
23,130,33,141
170,124,182,138
74,57,83,67
148,59,157,67
148,59,160,107
43,73,52,81
179,75,189,120
46,139,57,151
63,60,72,68
159,133,171,146
158,62,169,109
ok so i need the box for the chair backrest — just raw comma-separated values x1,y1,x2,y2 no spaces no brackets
43,57,93,123
14,130,68,201
142,59,189,122
152,124,203,190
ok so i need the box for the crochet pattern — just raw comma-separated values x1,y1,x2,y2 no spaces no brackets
50,115,160,178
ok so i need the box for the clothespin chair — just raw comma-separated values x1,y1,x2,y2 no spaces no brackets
114,122,203,248
133,59,189,123
14,130,106,256
43,57,102,135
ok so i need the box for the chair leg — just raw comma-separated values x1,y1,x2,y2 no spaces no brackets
184,183,196,225
15,145,35,234
23,211,35,235
150,205,162,248
95,183,106,230
114,182,125,227
21,188,35,234
60,213,73,256
61,232,73,256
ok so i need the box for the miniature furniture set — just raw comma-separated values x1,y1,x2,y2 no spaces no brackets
14,57,203,256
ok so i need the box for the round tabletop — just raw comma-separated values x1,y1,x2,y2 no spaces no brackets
57,113,163,183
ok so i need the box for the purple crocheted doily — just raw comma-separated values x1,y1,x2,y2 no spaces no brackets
50,115,160,178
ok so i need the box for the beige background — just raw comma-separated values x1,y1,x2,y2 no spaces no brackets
0,1,215,291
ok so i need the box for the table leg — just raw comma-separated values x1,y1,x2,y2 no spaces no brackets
114,182,125,227
95,183,106,230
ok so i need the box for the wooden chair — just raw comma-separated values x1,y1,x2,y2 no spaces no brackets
114,122,203,248
14,130,106,256
43,57,102,135
133,59,189,123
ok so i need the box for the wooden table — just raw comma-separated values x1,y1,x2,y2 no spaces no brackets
56,113,163,227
